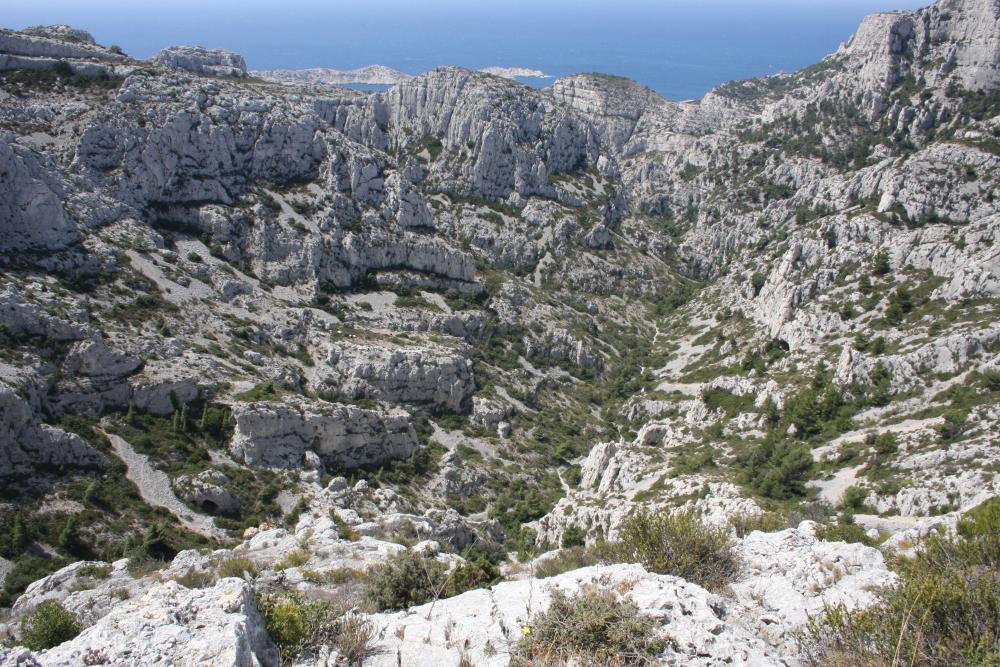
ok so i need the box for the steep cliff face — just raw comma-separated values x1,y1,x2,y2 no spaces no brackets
340,68,599,201
0,0,997,662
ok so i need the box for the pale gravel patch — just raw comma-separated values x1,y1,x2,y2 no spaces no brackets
104,431,227,540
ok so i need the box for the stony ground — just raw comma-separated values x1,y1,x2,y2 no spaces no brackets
0,1,998,664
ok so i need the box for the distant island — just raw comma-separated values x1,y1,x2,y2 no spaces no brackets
479,66,548,79
254,64,549,87
252,64,413,86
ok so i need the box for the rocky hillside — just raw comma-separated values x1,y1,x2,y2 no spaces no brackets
0,0,997,664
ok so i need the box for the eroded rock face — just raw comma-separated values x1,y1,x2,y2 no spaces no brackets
0,1,996,662
845,0,1000,91
34,579,278,667
10,560,142,627
173,470,241,515
362,563,778,666
339,67,599,201
21,25,96,45
731,521,897,652
317,341,475,413
0,28,125,63
151,46,247,77
0,134,79,252
228,399,418,469
0,382,104,479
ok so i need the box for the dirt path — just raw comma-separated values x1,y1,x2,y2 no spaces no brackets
808,465,864,506
813,416,945,461
104,432,227,540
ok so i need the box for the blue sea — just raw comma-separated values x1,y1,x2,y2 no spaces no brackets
8,0,926,100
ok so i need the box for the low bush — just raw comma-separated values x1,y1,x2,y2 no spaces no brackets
233,381,287,403
330,511,359,541
275,548,310,571
533,542,620,579
256,592,340,663
19,600,83,651
362,550,500,612
803,497,1000,666
513,585,668,666
218,556,258,579
701,387,756,418
333,614,376,665
445,555,501,597
77,564,112,579
174,568,216,589
814,514,878,546
561,525,586,549
362,550,448,611
617,509,739,592
728,511,788,537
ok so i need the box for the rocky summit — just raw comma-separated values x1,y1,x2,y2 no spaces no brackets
0,0,998,665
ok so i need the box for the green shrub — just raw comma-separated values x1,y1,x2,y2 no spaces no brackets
872,250,891,276
52,60,74,77
330,512,360,541
174,568,217,588
815,514,878,546
885,286,914,325
803,497,1000,666
362,550,497,612
218,556,258,579
983,369,1000,392
20,600,83,651
728,511,788,537
275,548,310,571
233,381,286,403
840,485,869,511
937,410,969,443
513,585,668,666
561,525,586,549
617,509,739,591
533,542,620,579
444,555,501,597
738,438,813,499
701,387,756,418
77,564,112,579
256,592,341,663
362,550,448,611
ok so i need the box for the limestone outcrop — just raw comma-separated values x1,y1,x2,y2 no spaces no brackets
150,46,247,77
228,398,418,469
0,382,104,479
34,579,277,666
317,340,474,412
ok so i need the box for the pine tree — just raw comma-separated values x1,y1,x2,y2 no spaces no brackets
11,513,30,554
83,480,99,504
58,516,79,555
